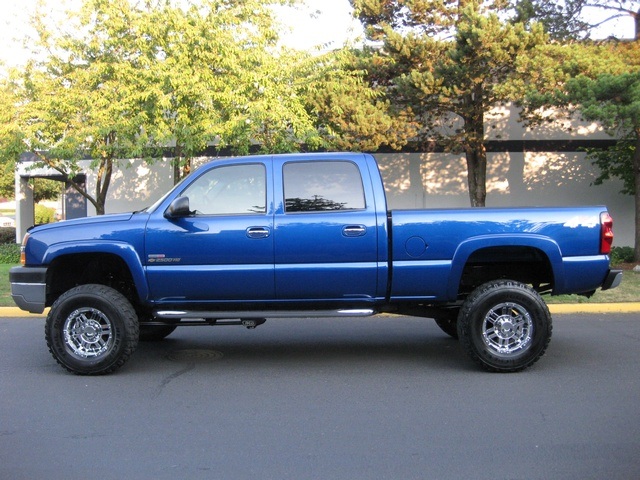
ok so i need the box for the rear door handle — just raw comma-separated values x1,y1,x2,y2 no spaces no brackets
342,225,366,237
246,227,271,239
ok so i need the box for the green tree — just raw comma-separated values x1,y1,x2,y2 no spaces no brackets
513,0,639,40
1,71,74,204
352,0,548,206
4,0,313,212
301,48,416,152
0,74,23,199
220,47,324,156
521,41,640,260
12,0,168,214
567,72,640,261
513,0,591,40
138,0,319,184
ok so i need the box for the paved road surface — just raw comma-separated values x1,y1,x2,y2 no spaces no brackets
1,314,639,479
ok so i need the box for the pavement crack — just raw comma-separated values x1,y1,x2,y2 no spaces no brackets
153,362,195,398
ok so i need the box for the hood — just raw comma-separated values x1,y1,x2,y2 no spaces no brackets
29,212,135,233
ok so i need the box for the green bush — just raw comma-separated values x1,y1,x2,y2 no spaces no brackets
610,246,635,265
0,227,16,244
0,243,20,264
35,204,55,224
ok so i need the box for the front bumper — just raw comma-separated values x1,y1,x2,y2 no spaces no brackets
9,266,48,314
602,269,623,291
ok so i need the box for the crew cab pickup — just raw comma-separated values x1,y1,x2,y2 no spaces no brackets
10,152,622,374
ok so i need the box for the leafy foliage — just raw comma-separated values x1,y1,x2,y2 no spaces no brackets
522,41,640,261
589,140,635,195
0,228,16,244
136,0,323,181
0,244,20,264
567,71,640,260
301,48,415,152
513,0,639,41
0,227,19,263
351,0,548,206
610,245,636,264
2,0,322,209
35,204,56,224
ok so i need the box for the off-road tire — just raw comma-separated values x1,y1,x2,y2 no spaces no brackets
457,280,552,372
45,284,139,375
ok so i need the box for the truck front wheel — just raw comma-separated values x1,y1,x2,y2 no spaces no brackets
457,280,552,372
45,284,139,375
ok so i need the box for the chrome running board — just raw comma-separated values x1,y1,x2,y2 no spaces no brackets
153,309,376,320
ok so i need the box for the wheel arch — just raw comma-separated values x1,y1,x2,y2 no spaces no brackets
44,241,148,307
446,235,563,299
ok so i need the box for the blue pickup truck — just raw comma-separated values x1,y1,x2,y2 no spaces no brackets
10,152,622,375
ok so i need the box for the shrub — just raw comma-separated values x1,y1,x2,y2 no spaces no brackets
35,204,55,224
0,227,16,244
0,243,20,264
610,246,635,265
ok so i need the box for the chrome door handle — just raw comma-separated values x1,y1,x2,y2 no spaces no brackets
246,227,270,239
342,225,366,237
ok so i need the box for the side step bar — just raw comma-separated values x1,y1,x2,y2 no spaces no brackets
153,309,376,321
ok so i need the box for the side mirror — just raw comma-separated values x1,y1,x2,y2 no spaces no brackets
165,196,191,218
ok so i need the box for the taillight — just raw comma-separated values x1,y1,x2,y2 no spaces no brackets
20,233,29,265
600,212,614,255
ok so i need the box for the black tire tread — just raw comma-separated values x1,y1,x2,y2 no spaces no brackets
45,284,139,375
457,280,552,373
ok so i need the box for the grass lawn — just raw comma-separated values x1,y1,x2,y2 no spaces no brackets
545,267,640,304
0,263,638,308
0,264,15,307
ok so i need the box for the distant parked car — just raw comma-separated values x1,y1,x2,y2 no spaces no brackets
0,216,15,227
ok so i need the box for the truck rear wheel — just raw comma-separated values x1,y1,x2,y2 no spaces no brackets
45,284,139,375
457,280,552,372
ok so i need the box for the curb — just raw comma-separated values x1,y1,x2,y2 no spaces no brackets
2,304,640,318
548,303,640,314
1,307,48,318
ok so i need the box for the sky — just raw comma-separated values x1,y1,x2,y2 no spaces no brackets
0,0,364,70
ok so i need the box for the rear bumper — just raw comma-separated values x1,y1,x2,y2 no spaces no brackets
9,266,48,314
602,269,623,291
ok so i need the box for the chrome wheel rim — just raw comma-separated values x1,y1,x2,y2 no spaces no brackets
63,307,114,359
482,302,533,357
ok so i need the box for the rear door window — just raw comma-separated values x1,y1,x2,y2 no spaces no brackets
283,161,365,213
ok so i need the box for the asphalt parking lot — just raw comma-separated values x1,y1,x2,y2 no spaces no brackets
1,312,639,480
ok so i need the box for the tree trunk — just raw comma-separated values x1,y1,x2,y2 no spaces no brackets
463,92,487,207
172,144,191,185
94,155,112,216
465,146,487,207
172,158,181,186
172,143,181,186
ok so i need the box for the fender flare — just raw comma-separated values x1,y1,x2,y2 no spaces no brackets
42,240,149,302
446,234,564,299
